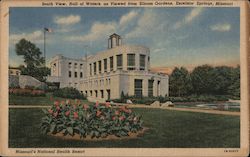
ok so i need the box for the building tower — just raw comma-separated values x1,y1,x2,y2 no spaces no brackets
108,33,122,49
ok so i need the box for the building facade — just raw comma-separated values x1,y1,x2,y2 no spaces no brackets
47,34,169,102
9,67,21,76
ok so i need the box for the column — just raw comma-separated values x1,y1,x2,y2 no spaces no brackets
135,53,140,70
114,55,117,71
123,53,127,71
107,57,110,72
153,79,158,97
142,79,148,97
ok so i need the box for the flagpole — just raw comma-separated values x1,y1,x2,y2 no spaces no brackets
44,28,46,67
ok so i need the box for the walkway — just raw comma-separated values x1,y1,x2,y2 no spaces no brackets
9,104,240,116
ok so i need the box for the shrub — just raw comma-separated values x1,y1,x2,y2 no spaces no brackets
9,88,46,97
111,94,229,105
53,87,85,99
40,101,143,138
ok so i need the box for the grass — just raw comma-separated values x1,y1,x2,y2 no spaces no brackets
9,108,240,148
9,93,90,105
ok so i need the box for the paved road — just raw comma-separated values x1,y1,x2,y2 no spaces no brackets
9,104,240,116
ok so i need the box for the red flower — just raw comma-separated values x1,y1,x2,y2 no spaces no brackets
56,106,60,111
54,101,60,106
105,102,111,108
119,116,125,121
115,110,120,115
53,112,58,117
96,110,102,117
83,104,89,110
65,110,70,116
73,105,77,109
73,112,78,119
112,116,116,121
95,101,99,107
124,109,132,113
48,109,53,114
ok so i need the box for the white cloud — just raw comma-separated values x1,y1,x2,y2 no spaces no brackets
10,30,43,44
174,8,204,29
119,10,139,26
68,22,116,42
54,15,81,26
210,23,231,32
125,9,162,38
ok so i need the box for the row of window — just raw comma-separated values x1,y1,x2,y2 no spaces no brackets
86,89,111,100
68,71,83,78
68,62,84,69
89,54,148,76
83,78,111,87
134,79,160,97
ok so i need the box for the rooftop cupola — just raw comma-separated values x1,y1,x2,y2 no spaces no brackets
108,33,122,49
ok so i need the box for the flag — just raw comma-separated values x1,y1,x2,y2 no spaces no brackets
44,27,52,33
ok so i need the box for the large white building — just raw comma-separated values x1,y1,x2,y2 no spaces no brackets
47,33,169,102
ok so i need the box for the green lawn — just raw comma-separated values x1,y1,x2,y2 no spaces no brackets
9,93,91,105
9,108,240,148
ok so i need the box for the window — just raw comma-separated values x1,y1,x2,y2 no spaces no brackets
101,90,104,98
89,64,92,76
90,90,93,96
95,90,98,98
68,62,72,68
80,72,83,78
98,60,102,74
80,64,83,69
104,59,107,72
69,71,72,77
134,79,143,97
148,80,154,97
140,54,146,70
74,63,77,68
75,72,77,78
107,90,111,100
94,62,96,75
127,54,135,70
110,56,113,71
116,54,123,70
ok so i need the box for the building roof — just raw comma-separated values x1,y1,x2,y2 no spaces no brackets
9,66,21,70
109,33,121,38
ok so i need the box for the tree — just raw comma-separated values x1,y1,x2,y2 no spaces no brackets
190,65,215,95
169,67,192,97
15,38,50,82
227,66,240,97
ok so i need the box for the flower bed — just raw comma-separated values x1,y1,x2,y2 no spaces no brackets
40,101,144,139
9,88,45,97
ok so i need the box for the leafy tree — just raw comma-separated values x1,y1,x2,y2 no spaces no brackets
227,66,240,97
190,65,215,94
169,67,192,96
15,38,50,82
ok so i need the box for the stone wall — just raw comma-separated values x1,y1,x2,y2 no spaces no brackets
9,75,19,88
9,75,47,89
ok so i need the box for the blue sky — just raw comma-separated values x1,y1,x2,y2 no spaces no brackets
9,7,240,70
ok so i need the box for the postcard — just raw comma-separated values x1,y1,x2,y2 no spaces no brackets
0,0,249,156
